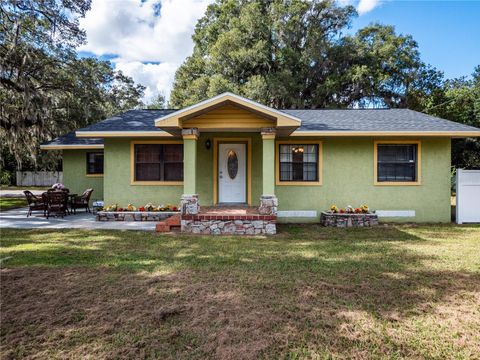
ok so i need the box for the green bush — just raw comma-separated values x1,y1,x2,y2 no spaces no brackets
0,169,12,186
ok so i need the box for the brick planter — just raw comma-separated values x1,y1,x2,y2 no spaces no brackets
320,212,379,227
96,211,180,222
181,214,277,235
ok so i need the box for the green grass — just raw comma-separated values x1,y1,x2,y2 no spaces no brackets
1,225,479,359
0,197,27,212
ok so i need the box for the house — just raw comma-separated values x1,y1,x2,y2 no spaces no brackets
41,92,480,230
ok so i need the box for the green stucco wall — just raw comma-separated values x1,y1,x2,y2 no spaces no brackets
64,136,451,222
63,150,104,204
102,134,263,207
103,139,183,207
275,137,451,223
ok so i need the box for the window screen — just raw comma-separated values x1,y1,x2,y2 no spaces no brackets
134,144,183,181
86,152,104,175
377,144,417,182
279,144,318,182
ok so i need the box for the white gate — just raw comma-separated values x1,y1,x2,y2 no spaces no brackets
456,169,480,224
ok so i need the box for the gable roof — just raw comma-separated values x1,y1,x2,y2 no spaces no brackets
75,109,175,137
283,108,480,136
72,107,480,138
154,92,302,132
41,94,480,148
40,132,104,150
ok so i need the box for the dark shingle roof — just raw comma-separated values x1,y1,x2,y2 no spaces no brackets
42,108,480,148
76,109,176,132
281,108,480,132
40,132,103,148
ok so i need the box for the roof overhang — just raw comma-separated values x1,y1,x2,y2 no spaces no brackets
75,131,173,138
40,144,104,150
154,92,301,135
290,131,480,137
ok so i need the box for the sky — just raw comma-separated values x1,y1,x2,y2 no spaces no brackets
78,0,480,103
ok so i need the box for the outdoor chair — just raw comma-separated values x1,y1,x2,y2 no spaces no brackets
24,191,47,217
46,191,67,218
71,188,94,214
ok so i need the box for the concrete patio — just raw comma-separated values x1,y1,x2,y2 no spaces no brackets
0,207,156,231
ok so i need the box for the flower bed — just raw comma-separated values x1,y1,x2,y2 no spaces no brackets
321,204,378,227
96,202,180,221
320,212,378,227
96,211,179,222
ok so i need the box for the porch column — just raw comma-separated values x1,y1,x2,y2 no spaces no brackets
259,128,278,215
180,128,200,215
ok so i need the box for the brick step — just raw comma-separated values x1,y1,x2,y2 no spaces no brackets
165,213,181,227
155,221,169,232
156,214,182,233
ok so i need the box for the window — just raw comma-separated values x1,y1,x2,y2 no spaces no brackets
279,144,319,182
86,152,104,175
376,143,419,183
134,144,183,182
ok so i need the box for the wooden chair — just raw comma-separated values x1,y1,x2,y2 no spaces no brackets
24,191,47,217
46,191,67,218
71,189,94,214
47,188,71,214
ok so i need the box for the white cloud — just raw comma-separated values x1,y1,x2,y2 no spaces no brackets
114,60,178,102
357,0,381,15
336,0,381,15
79,0,212,103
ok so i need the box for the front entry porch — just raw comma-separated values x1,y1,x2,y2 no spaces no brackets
179,128,279,234
181,205,277,235
152,93,303,235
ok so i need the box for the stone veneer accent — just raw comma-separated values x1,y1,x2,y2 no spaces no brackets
320,212,379,227
258,195,278,215
181,214,277,235
96,211,178,221
180,194,200,215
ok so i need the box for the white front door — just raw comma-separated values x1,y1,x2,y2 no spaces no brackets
218,143,246,203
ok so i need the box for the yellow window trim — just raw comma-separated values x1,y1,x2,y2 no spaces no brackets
85,151,104,177
213,137,252,205
275,140,323,186
130,140,184,186
374,140,422,186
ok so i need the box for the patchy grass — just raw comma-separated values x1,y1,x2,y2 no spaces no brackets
0,198,27,212
1,224,479,359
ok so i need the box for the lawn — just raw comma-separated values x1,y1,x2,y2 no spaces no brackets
0,198,27,212
1,225,479,359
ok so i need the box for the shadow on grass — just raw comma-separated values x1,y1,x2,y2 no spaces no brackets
1,225,480,359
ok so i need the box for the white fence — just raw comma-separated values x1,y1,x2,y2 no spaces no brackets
456,169,480,224
16,171,63,187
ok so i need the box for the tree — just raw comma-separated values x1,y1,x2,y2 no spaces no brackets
170,0,441,110
171,0,357,108
345,24,443,109
146,93,167,109
0,0,144,171
424,66,480,169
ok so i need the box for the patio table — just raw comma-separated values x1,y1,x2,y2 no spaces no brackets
42,190,72,216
